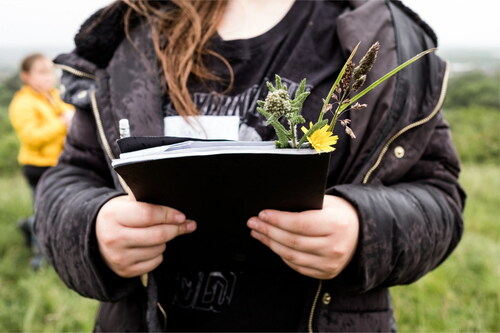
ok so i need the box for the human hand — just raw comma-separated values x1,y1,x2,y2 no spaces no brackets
96,195,196,278
247,195,359,279
59,111,73,127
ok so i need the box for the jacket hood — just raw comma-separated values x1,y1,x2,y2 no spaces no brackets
73,1,130,68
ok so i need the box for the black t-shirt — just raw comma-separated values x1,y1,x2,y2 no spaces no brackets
160,1,346,331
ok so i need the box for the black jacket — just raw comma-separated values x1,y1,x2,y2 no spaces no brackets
36,0,465,331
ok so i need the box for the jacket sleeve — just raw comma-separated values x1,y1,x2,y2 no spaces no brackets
35,99,139,301
327,111,465,293
9,97,67,149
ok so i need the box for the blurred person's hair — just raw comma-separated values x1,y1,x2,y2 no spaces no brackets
20,53,47,73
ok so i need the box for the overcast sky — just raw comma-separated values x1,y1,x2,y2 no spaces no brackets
0,0,499,52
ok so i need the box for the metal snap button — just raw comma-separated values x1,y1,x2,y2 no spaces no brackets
322,292,332,305
394,146,405,159
77,90,88,99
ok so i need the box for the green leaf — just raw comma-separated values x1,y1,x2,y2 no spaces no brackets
275,74,283,90
291,92,310,106
289,114,305,124
266,114,279,126
271,120,291,147
339,48,436,112
257,106,270,118
295,78,307,97
295,115,306,124
266,81,276,93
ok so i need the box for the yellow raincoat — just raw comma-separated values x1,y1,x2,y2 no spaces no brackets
9,85,73,166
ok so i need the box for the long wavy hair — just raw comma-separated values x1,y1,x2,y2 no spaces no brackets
121,0,233,117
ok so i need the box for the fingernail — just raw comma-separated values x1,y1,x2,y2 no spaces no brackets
186,221,197,232
247,218,257,229
258,211,268,220
174,212,186,223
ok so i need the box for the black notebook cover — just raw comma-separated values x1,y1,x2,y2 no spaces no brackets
113,137,330,271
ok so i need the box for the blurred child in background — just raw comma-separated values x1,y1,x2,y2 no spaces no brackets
9,53,73,269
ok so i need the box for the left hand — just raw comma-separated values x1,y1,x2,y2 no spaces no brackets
60,110,74,128
247,195,359,279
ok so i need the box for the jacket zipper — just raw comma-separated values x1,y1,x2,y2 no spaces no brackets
58,65,130,191
308,280,323,333
55,64,97,80
362,61,450,184
89,88,132,193
306,62,449,333
89,91,116,160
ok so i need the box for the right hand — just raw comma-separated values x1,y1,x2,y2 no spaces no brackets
96,195,196,278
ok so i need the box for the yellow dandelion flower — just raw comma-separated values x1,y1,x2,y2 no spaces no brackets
301,123,338,154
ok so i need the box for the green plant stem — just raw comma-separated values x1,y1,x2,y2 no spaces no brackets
328,106,341,133
327,87,351,132
290,123,297,148
339,48,436,112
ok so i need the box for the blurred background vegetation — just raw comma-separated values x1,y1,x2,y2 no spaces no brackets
0,49,498,331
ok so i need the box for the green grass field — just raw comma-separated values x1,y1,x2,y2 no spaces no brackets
392,163,500,332
0,173,98,332
0,163,498,332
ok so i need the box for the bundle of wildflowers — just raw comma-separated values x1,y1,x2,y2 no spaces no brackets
257,42,435,153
